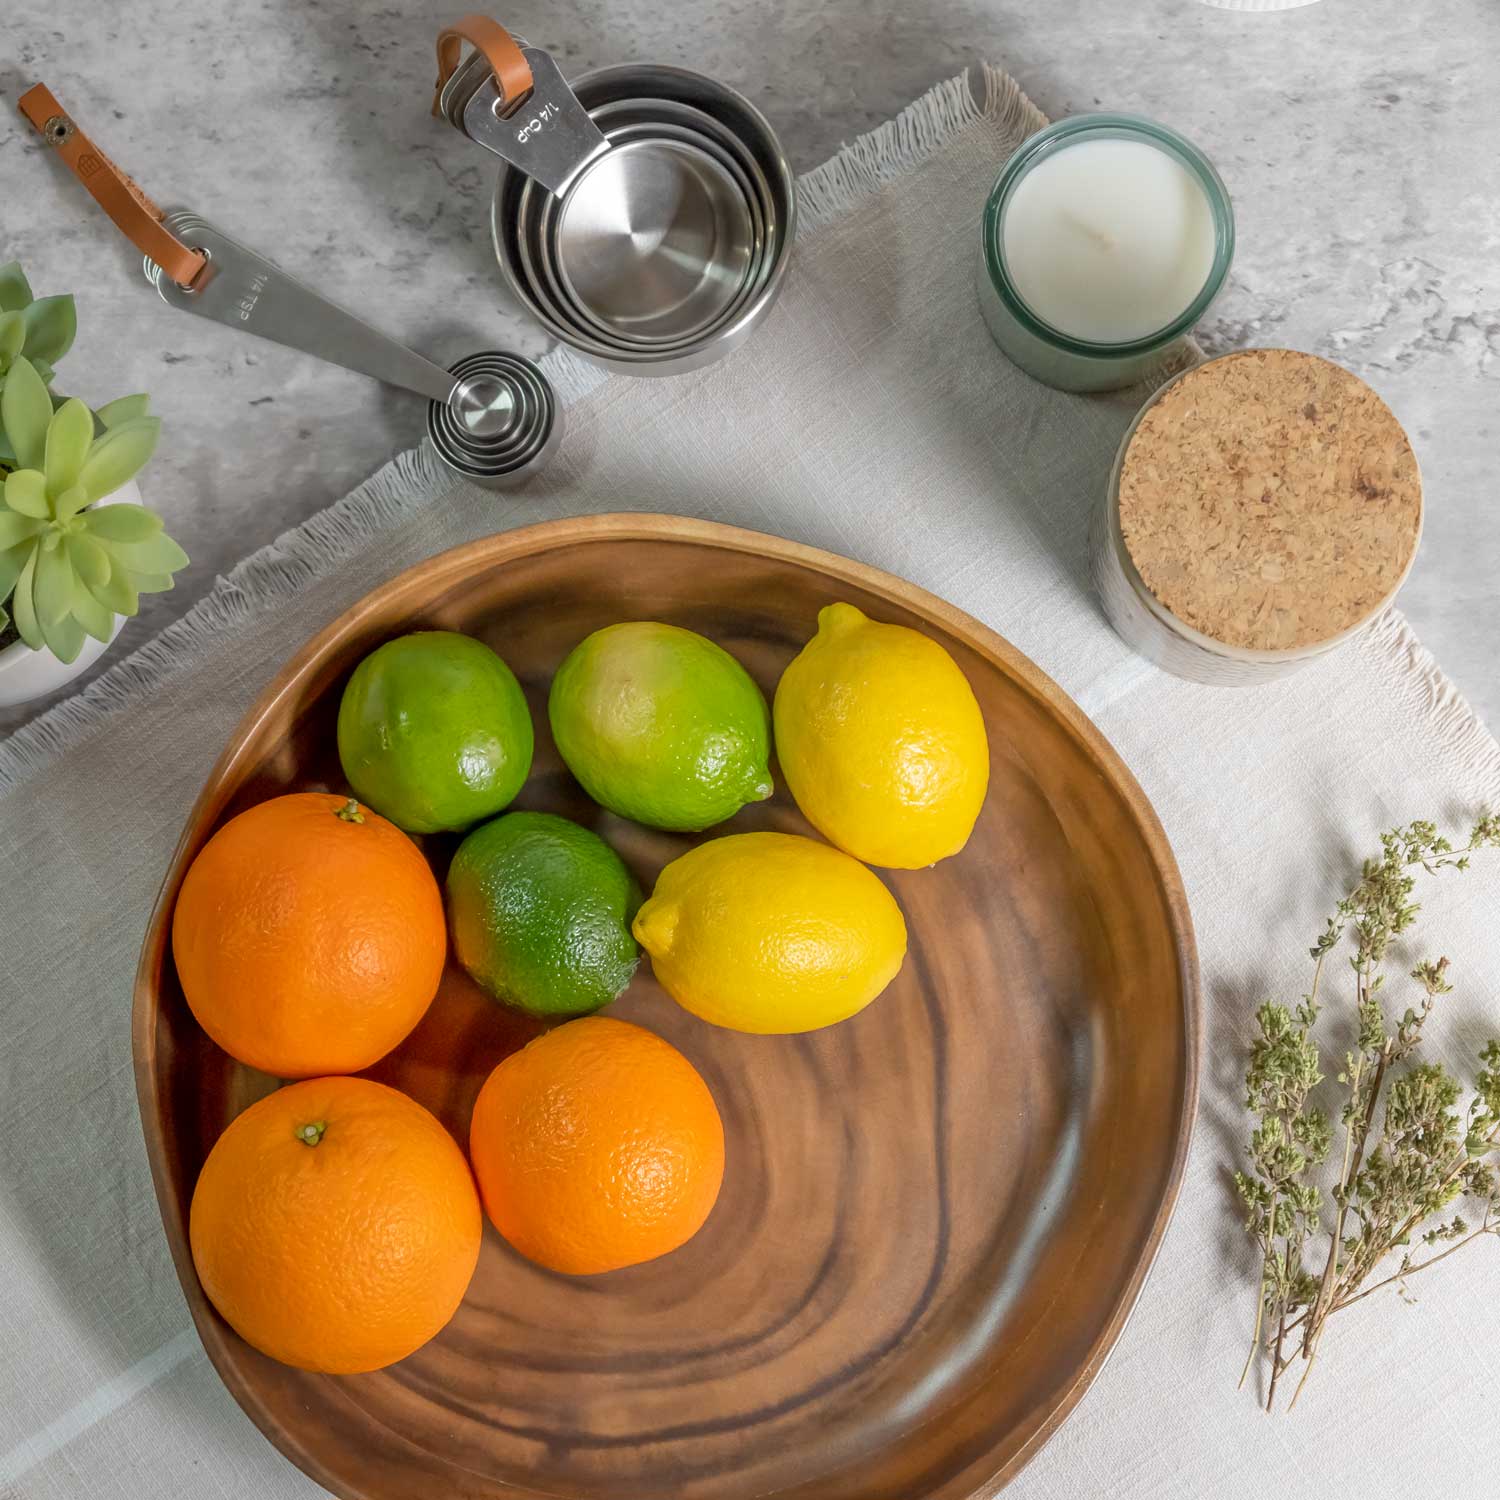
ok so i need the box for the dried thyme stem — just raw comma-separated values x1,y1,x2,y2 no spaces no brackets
1234,816,1500,1410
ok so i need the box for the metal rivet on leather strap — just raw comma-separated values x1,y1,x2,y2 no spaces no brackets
42,114,75,146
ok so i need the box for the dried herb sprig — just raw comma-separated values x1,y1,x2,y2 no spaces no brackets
1235,815,1500,1411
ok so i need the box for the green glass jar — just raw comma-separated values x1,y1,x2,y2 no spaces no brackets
976,114,1235,393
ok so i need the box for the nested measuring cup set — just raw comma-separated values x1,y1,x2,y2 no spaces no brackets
436,20,794,375
17,14,795,489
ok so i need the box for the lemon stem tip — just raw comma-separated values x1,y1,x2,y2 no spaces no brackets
633,902,678,953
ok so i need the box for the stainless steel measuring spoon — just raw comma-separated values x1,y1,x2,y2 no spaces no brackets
17,79,559,486
144,210,559,489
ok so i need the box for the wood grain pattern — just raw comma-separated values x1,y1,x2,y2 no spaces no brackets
132,514,1199,1500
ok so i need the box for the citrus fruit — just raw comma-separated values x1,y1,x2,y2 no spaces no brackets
548,621,772,831
189,1076,481,1373
172,793,446,1077
446,810,641,1019
468,1016,724,1274
633,830,907,1033
337,630,533,834
773,602,990,868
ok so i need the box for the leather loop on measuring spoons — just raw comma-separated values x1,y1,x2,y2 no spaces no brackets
433,14,534,117
16,83,207,289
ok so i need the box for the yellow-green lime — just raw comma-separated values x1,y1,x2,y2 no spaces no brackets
337,631,533,835
633,831,908,1034
548,622,772,832
447,811,641,1019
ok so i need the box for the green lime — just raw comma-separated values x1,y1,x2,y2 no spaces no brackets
548,622,772,832
446,811,641,1018
337,630,533,834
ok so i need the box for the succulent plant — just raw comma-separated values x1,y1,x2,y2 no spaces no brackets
0,356,186,663
0,262,76,466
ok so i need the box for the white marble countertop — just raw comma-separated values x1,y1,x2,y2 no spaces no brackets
2,0,1495,736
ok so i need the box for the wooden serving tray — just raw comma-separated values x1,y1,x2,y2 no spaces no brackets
133,514,1198,1500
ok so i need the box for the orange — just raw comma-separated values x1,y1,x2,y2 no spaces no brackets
469,1016,725,1275
171,792,446,1077
189,1076,481,1373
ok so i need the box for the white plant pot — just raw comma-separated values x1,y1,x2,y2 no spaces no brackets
0,479,140,710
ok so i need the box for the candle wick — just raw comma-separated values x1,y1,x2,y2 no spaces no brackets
1060,209,1115,252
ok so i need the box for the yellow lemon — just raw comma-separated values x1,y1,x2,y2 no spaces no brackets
633,831,907,1034
773,602,989,868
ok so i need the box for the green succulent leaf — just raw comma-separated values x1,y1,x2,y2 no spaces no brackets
42,607,86,664
10,548,41,650
130,571,176,595
65,533,111,589
20,295,77,366
0,263,34,313
77,415,160,501
33,540,75,628
0,311,24,367
3,469,51,521
94,393,151,429
0,541,31,601
55,484,93,523
81,504,162,544
68,573,115,643
1,357,53,471
0,505,46,547
102,531,189,575
85,562,138,617
0,429,15,467
44,398,95,497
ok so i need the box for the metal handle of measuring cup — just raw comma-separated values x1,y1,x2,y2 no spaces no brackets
433,16,610,198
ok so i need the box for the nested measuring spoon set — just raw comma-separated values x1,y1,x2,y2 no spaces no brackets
17,14,797,489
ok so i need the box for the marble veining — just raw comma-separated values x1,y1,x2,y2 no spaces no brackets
1,0,1496,735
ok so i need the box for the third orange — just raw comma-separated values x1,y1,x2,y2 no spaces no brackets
468,1016,724,1275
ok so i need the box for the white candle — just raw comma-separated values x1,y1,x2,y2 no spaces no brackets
1000,138,1216,345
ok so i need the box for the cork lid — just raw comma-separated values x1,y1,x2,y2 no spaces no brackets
1116,349,1422,652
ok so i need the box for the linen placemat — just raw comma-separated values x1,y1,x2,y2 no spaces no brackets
3,65,1499,1500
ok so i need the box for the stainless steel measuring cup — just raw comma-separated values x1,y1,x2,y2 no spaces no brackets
435,18,794,376
524,121,767,348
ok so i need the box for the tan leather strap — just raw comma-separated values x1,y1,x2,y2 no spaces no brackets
433,14,533,117
17,84,207,289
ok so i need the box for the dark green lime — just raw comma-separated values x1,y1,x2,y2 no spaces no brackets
446,811,641,1019
337,630,533,834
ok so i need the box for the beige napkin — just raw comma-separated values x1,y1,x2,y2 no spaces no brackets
3,63,1498,1500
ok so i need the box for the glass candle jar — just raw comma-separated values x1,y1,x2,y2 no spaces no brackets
976,115,1235,393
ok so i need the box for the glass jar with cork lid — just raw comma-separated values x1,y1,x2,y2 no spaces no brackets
1090,349,1423,685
